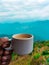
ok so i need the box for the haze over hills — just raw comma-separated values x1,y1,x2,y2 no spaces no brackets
0,20,49,41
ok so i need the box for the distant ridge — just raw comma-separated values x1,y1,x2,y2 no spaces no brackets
0,20,49,40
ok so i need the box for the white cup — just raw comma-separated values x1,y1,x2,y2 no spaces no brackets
11,34,34,55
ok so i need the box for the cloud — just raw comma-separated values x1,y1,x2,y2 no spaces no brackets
0,0,49,22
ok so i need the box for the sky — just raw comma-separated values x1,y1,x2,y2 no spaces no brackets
0,0,49,23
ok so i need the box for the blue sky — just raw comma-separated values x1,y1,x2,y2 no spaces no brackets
0,0,49,23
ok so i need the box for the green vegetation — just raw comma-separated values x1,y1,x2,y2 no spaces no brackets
33,53,41,59
9,41,49,65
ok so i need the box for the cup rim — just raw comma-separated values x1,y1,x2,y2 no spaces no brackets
12,34,34,40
